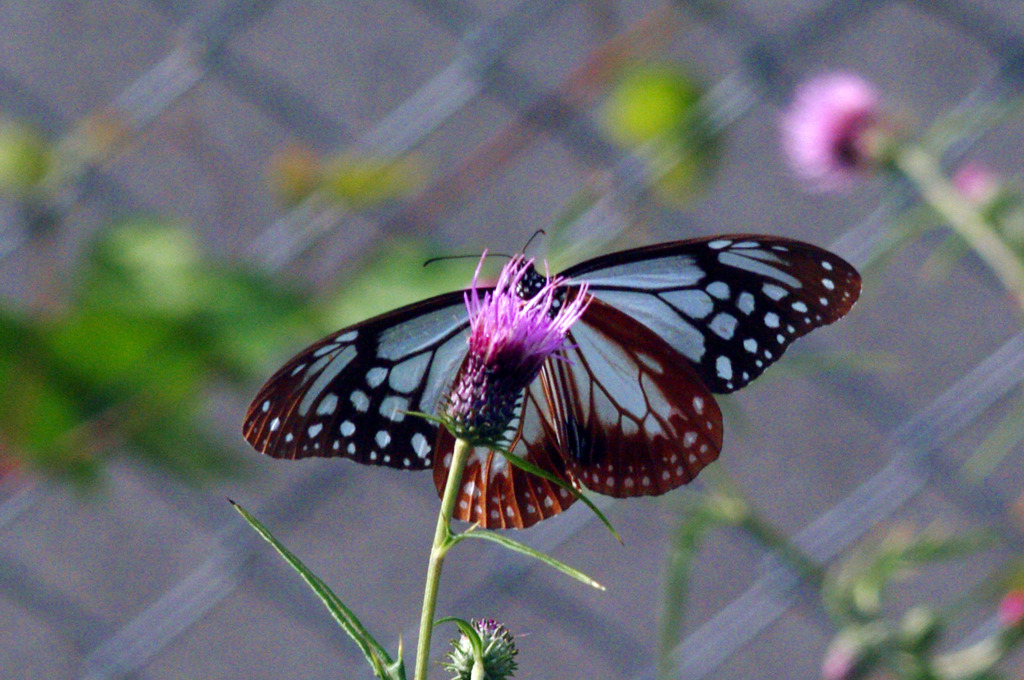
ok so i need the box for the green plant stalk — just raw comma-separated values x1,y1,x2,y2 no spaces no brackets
414,436,472,680
892,143,1024,314
739,509,826,588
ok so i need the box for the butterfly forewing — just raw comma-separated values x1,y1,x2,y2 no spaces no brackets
243,292,474,469
565,235,860,393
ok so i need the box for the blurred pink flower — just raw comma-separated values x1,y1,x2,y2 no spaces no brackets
821,635,858,680
780,73,883,192
953,161,1000,204
999,589,1024,627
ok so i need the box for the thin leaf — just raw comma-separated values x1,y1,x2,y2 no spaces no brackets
437,616,484,659
230,501,400,678
457,529,604,590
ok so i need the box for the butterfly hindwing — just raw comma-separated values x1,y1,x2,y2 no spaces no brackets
243,292,474,469
538,297,723,497
433,387,578,529
565,235,860,393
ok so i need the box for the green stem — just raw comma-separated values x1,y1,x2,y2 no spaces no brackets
892,143,1024,314
414,437,472,680
739,507,826,587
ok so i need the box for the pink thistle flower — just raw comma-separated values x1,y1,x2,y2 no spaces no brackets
444,253,590,446
998,589,1024,627
780,72,884,193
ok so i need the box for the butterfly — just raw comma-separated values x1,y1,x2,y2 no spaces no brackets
243,235,860,529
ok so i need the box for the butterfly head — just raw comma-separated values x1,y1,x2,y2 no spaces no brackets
514,264,547,300
515,263,571,317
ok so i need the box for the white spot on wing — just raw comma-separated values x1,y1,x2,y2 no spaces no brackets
716,355,733,381
366,367,388,387
720,252,801,287
662,289,714,319
350,390,370,412
316,393,338,416
709,312,737,340
411,433,430,458
389,353,431,393
379,395,409,422
737,292,755,314
707,281,730,300
313,343,340,358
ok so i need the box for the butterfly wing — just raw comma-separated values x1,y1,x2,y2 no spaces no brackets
563,235,860,393
433,392,578,529
243,291,474,470
540,297,723,497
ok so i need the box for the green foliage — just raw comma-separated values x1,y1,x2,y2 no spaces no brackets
456,527,604,591
599,62,720,206
0,218,322,484
601,65,701,147
0,120,50,195
656,480,758,680
823,526,992,625
267,146,427,208
816,526,1016,680
322,237,478,327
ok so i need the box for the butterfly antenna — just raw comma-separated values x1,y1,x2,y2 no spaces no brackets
423,252,512,268
522,228,547,255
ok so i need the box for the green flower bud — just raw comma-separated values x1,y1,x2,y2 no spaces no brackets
443,618,518,680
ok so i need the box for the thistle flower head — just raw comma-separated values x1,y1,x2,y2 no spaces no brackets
443,253,590,446
443,618,518,680
780,72,885,192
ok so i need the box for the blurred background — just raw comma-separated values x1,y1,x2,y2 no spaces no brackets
1,1,1023,678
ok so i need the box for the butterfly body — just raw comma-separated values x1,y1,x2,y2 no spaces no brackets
244,235,860,528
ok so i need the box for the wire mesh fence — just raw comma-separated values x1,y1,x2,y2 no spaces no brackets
1,0,1023,678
